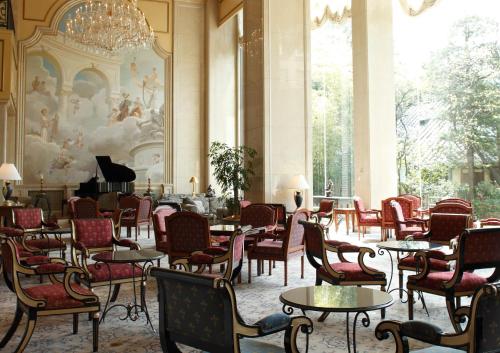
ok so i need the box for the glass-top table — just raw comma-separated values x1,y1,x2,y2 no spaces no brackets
92,249,164,263
280,286,393,353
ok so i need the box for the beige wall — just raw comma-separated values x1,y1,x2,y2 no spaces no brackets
173,0,206,194
244,0,311,210
218,0,243,26
206,0,239,190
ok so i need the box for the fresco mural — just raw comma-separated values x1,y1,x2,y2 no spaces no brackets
23,7,165,185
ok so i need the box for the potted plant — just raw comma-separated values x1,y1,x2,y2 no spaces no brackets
208,142,257,215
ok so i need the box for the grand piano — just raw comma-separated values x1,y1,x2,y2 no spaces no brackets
75,156,135,199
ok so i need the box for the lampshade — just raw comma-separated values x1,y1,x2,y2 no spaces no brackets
189,176,199,184
0,163,22,181
287,175,309,190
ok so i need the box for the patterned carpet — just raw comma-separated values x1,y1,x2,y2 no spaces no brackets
0,224,470,353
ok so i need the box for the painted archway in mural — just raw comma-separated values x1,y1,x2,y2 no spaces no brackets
21,0,170,186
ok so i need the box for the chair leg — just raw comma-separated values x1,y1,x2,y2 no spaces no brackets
446,295,462,333
0,304,23,348
268,260,272,276
408,289,414,320
92,312,99,352
300,256,304,279
248,259,252,283
399,270,404,299
127,226,131,238
110,284,121,302
315,276,322,286
147,224,150,239
157,259,161,267
16,318,36,353
284,261,288,286
73,313,79,334
135,226,138,241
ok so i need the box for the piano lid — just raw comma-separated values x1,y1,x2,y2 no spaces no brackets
96,156,136,183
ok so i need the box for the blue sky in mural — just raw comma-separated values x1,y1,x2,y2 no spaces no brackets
42,57,58,78
58,4,80,32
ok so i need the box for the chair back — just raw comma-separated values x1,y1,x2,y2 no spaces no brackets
318,199,335,213
428,213,471,244
67,196,80,218
390,201,413,240
165,212,210,261
1,238,17,292
471,283,500,352
430,202,472,215
137,196,153,222
284,209,309,251
223,229,247,281
459,228,500,271
119,195,141,219
252,203,287,226
436,198,471,206
151,268,236,352
240,204,275,228
71,218,115,251
381,197,413,228
300,220,325,268
399,194,421,210
353,196,376,222
152,207,177,244
12,208,43,230
480,218,500,228
73,198,99,219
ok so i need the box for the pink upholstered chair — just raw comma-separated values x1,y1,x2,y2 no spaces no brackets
407,227,500,332
390,200,427,241
119,195,153,240
70,218,142,301
0,238,100,352
310,199,335,236
247,209,309,286
381,197,413,241
353,196,382,240
12,208,66,255
152,206,177,265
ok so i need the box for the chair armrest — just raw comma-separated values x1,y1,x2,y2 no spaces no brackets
405,231,429,241
114,238,140,250
0,227,24,237
63,267,99,304
337,244,361,253
254,313,291,336
358,247,386,277
74,241,90,258
400,320,444,345
42,221,60,229
203,246,227,256
188,252,215,265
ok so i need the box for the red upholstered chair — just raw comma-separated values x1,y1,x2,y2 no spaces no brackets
119,195,153,240
70,218,142,301
436,198,471,206
480,218,500,228
247,209,309,286
240,204,277,247
310,199,335,236
301,219,386,293
397,213,472,299
0,238,100,353
152,206,177,265
430,202,472,215
390,200,427,241
12,208,66,255
252,203,287,234
353,196,382,240
165,211,211,265
399,194,427,217
173,228,248,282
407,227,500,332
381,197,413,241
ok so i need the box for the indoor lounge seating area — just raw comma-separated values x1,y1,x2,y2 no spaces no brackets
1,0,500,352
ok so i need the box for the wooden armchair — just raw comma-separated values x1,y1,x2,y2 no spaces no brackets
0,237,100,353
70,218,142,301
310,199,335,236
430,202,472,215
353,196,382,240
381,197,413,241
151,268,313,353
119,195,153,240
406,227,500,332
71,197,122,236
390,200,427,241
247,210,309,286
376,282,500,353
12,208,66,256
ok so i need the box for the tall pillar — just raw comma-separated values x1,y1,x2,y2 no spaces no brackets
352,0,397,208
243,0,311,210
0,104,7,163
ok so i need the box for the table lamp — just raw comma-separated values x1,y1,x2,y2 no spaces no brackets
0,163,22,204
189,176,198,197
288,174,309,209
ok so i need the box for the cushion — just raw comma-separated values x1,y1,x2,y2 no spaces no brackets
25,238,66,250
255,313,291,335
413,271,487,292
24,255,50,266
399,255,449,271
400,320,444,344
203,246,227,255
35,263,66,275
250,240,284,256
87,263,143,282
24,283,94,309
318,262,377,281
189,253,215,264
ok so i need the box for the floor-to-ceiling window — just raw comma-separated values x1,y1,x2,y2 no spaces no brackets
393,0,500,217
311,1,354,202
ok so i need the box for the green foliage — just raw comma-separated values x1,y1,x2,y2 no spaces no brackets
473,181,500,219
208,142,257,213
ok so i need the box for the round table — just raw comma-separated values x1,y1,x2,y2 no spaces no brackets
376,240,443,315
280,286,393,353
92,249,164,331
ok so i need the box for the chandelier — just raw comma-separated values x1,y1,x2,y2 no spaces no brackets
65,0,154,55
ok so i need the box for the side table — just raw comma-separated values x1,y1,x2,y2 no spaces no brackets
334,207,357,234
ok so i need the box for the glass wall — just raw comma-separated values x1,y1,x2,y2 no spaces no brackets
393,0,500,217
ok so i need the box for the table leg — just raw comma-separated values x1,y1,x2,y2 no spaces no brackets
346,213,350,235
334,212,339,232
351,311,370,353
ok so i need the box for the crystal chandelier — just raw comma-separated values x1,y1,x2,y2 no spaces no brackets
65,0,154,55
